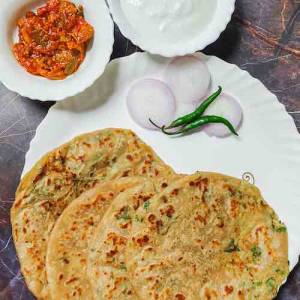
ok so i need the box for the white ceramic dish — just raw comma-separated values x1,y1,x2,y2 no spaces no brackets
23,52,300,272
107,0,236,57
0,0,114,101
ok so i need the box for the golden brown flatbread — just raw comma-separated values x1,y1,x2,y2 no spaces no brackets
125,172,288,300
11,129,175,299
46,177,145,300
87,178,178,300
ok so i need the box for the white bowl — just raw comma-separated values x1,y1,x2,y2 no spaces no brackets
107,0,235,57
0,0,114,101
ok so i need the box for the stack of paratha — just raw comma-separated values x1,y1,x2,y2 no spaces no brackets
12,129,289,300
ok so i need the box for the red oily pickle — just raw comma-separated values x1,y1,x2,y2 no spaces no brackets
13,0,94,80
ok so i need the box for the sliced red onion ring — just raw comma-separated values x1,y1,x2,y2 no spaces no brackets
203,93,243,138
163,55,211,104
126,78,176,130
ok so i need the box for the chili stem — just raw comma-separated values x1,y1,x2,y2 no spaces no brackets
149,119,163,130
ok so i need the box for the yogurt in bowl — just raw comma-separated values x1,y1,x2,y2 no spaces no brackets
108,0,235,57
121,0,217,43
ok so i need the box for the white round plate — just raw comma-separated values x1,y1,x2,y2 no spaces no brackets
0,0,114,101
107,0,235,57
24,52,300,270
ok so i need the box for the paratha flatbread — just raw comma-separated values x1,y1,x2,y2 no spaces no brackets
87,178,178,300
46,177,145,300
11,129,175,299
125,172,288,300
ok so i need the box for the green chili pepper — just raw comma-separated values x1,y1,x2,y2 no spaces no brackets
149,86,222,130
165,86,222,129
162,115,238,136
